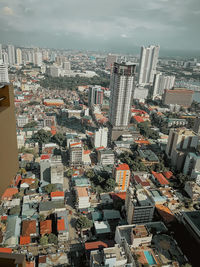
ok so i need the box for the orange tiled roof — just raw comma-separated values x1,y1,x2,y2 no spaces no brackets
0,247,12,253
116,163,130,171
40,220,52,235
20,236,31,245
22,220,36,236
51,191,64,198
76,187,88,197
162,171,173,180
2,188,18,200
85,241,108,250
133,115,144,123
151,171,169,185
57,219,65,231
21,178,35,185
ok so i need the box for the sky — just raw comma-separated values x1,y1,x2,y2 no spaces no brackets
0,0,200,55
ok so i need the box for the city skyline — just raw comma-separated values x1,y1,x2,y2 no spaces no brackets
0,0,200,56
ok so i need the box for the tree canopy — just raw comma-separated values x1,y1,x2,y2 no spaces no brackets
76,216,93,230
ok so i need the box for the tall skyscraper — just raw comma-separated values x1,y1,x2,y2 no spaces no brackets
88,85,104,106
138,45,160,85
106,54,117,70
34,52,42,66
152,72,175,99
7,44,16,66
0,60,9,83
109,62,136,128
16,48,22,65
94,127,108,148
2,52,8,67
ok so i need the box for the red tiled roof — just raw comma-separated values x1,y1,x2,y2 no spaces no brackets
135,139,150,145
51,191,64,198
156,204,175,223
57,219,65,231
41,154,50,160
20,236,31,245
131,109,147,115
116,163,130,171
84,150,91,155
40,220,52,235
70,142,81,147
22,220,36,236
134,175,150,187
162,171,173,180
133,115,144,123
26,261,35,267
110,192,126,200
38,256,46,263
96,146,105,151
1,216,7,221
151,171,169,185
85,241,108,250
2,188,18,200
21,178,35,185
0,247,12,253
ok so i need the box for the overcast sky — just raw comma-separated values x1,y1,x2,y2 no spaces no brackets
0,0,200,54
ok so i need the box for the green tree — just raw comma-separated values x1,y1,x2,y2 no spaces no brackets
32,129,52,154
105,178,116,192
44,184,57,194
23,121,38,128
66,169,73,178
48,233,58,244
51,133,66,147
76,216,93,230
40,235,48,246
85,169,95,179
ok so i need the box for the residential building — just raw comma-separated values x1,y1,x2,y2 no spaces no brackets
193,116,200,134
138,45,160,85
184,182,200,201
17,115,28,127
5,216,21,247
109,62,136,140
40,220,52,235
57,211,69,242
114,163,131,192
16,48,22,65
183,152,200,176
0,43,2,60
106,54,117,70
98,149,115,165
181,211,200,243
51,191,64,201
88,85,104,106
34,52,42,66
166,128,198,158
0,85,18,196
69,143,83,165
51,162,64,184
152,73,175,99
115,224,152,248
0,60,9,83
63,61,71,71
7,44,15,66
94,127,108,148
163,88,193,107
90,244,127,267
75,187,90,210
125,186,154,224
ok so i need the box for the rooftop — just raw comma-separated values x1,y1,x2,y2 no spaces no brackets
22,220,36,236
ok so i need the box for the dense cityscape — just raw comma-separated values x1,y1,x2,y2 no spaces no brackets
1,41,200,267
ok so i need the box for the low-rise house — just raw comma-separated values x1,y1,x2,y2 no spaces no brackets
22,220,37,238
155,204,176,224
39,201,65,215
51,191,64,201
40,220,52,236
2,188,18,201
90,244,127,267
151,171,169,187
57,211,69,242
94,221,111,237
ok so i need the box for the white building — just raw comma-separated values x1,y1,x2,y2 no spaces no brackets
7,44,16,66
133,86,149,101
2,52,8,66
152,72,175,99
138,45,160,85
16,48,22,65
109,62,136,128
75,187,90,210
0,60,9,83
94,127,108,148
183,152,200,176
98,150,115,166
34,52,43,66
17,115,29,127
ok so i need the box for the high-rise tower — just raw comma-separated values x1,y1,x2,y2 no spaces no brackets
138,45,160,85
7,44,16,66
109,62,136,140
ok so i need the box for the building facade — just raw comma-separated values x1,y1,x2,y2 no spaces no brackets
138,45,160,85
114,164,131,192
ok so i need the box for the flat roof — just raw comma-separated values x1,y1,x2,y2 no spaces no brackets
183,211,200,232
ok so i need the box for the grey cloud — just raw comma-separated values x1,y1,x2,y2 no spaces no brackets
0,0,200,53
